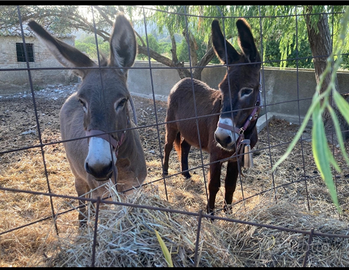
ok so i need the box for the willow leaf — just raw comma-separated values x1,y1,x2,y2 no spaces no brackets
312,105,341,213
154,229,173,267
322,112,340,173
327,104,349,165
333,90,349,125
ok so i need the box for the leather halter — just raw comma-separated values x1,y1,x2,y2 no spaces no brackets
217,73,262,156
85,129,125,156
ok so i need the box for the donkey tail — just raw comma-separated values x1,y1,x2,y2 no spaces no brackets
174,132,182,161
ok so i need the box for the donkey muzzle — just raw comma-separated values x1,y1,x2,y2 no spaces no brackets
84,130,119,181
214,118,240,151
85,159,114,181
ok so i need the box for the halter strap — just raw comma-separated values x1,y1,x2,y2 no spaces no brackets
85,129,125,156
217,88,261,133
217,72,262,156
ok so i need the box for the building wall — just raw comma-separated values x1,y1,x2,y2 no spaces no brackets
0,35,78,94
127,61,349,118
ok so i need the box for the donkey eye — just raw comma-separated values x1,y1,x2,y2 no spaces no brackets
240,88,253,98
115,98,127,111
78,98,87,113
78,98,86,108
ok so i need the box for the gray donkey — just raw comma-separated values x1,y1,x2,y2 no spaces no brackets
28,13,147,226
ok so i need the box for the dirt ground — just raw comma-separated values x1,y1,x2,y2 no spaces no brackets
1,83,349,266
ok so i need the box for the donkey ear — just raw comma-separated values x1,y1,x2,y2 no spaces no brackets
108,13,137,72
236,18,260,63
212,19,240,64
28,20,96,78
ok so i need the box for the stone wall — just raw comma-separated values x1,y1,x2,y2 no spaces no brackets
0,35,77,95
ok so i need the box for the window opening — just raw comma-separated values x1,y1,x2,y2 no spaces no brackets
16,43,34,62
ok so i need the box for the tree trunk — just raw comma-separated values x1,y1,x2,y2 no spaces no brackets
193,35,215,81
304,5,346,144
304,6,339,93
183,29,198,67
170,32,191,79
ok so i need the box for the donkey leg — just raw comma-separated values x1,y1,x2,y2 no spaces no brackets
75,178,89,228
207,160,222,216
224,161,239,213
163,128,178,176
181,139,192,179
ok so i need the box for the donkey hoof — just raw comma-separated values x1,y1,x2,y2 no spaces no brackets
79,219,87,229
224,204,232,214
208,212,216,222
182,172,191,179
206,205,216,222
162,170,168,176
207,205,214,214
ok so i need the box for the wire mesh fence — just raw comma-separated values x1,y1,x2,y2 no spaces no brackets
0,5,349,267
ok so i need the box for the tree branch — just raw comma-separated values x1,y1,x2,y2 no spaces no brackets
193,47,215,80
94,6,114,27
138,43,190,79
138,45,174,66
183,29,198,67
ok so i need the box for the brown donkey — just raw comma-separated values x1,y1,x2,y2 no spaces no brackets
28,13,147,226
163,18,261,216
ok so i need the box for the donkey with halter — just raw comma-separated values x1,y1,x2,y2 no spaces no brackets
28,13,147,226
163,18,261,216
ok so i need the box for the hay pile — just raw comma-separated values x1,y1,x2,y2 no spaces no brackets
2,90,348,266
40,181,349,267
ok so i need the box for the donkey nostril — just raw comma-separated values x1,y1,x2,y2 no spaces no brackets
104,161,113,175
214,133,222,145
215,133,232,148
224,136,232,145
85,161,113,180
85,162,92,174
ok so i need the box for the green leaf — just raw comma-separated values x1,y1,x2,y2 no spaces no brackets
270,6,349,214
312,105,342,214
154,229,173,267
333,90,349,125
327,104,349,166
